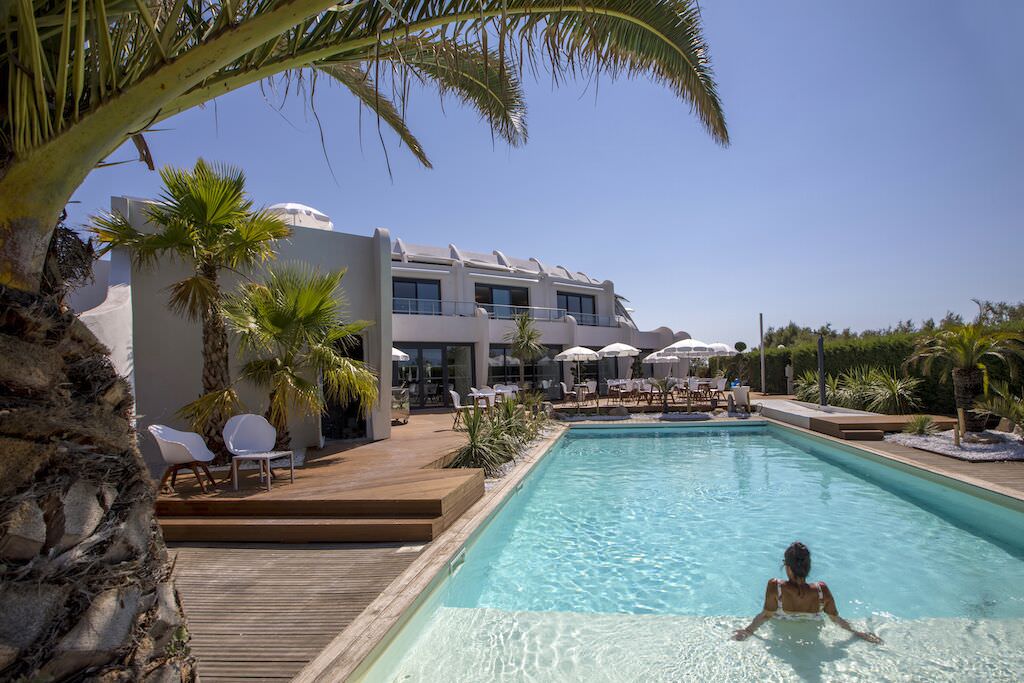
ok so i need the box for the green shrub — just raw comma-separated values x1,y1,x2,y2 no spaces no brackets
903,415,938,436
793,366,920,413
448,407,511,476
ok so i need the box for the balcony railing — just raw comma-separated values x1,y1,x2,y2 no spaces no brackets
392,298,619,327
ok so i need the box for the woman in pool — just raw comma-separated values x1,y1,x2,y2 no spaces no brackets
732,542,882,643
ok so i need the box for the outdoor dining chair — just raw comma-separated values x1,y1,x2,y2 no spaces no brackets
223,414,295,492
149,424,217,494
449,390,472,429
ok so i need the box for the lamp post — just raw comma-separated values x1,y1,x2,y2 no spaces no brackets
759,313,766,395
817,334,827,406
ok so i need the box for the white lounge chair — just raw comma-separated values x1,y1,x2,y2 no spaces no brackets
223,414,295,492
149,424,217,493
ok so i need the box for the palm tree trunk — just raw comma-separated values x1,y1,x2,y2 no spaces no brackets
197,264,233,463
953,367,987,432
0,286,194,680
265,390,291,450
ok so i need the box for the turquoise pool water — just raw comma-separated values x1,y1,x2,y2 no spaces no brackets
360,424,1024,681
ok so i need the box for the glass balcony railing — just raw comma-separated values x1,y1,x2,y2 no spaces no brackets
392,298,619,327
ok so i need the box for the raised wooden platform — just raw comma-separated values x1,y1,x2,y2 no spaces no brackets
809,414,957,440
157,415,483,543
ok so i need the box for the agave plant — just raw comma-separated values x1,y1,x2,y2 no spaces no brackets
908,324,1024,431
903,414,939,436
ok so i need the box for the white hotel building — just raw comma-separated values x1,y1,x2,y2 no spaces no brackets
73,199,689,468
389,239,688,408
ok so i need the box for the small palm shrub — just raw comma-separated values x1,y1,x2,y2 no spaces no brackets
903,415,939,436
972,382,1024,438
794,367,920,414
866,368,922,414
448,407,510,476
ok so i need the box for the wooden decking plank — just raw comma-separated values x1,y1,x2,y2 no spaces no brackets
172,542,416,682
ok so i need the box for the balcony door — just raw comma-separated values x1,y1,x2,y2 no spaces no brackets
393,343,475,409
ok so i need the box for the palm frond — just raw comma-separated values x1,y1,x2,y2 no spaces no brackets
166,273,220,321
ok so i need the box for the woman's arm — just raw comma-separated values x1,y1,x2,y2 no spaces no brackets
733,580,776,641
821,583,882,644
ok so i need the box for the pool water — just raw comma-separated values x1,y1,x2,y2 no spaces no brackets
360,424,1024,681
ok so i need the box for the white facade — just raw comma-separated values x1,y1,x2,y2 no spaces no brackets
389,240,689,399
72,196,689,473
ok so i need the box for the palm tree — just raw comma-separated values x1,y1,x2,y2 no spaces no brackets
1,3,727,678
92,159,290,458
908,325,1024,431
222,264,379,448
504,314,546,388
1,1,726,294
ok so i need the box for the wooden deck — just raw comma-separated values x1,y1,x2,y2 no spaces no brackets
158,414,483,543
171,543,420,682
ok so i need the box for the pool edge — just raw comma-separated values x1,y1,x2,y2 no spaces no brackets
293,424,571,683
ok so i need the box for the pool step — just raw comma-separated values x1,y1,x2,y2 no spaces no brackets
838,429,885,441
160,515,443,543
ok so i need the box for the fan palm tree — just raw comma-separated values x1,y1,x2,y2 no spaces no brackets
1,1,726,294
1,3,727,679
908,325,1024,431
91,159,290,458
504,313,546,387
222,264,379,448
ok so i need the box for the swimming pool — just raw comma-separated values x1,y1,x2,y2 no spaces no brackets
357,423,1024,681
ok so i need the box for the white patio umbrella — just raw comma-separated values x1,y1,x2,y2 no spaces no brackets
664,338,710,354
643,351,681,378
391,347,410,362
598,342,640,381
554,346,599,412
708,342,737,357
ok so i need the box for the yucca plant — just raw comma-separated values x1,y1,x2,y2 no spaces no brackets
835,366,875,409
908,324,1024,431
448,405,512,476
972,382,1024,439
92,159,290,459
903,414,939,436
651,377,678,413
865,368,922,415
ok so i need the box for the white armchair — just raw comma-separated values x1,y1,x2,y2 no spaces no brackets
223,414,295,492
149,424,217,493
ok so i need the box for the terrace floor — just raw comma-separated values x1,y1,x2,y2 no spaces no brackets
157,414,482,543
170,542,421,682
168,413,1024,681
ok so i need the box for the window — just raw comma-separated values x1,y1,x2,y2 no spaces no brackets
487,344,562,398
557,291,597,325
474,284,529,319
393,278,441,315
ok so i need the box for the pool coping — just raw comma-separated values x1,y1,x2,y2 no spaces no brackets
295,417,1024,682
293,424,571,683
763,417,1024,510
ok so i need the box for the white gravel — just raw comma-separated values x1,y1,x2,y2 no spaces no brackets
886,430,1024,462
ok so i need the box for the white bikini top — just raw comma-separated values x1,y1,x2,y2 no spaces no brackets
774,578,826,621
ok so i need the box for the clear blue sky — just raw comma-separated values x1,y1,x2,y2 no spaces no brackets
69,1,1024,347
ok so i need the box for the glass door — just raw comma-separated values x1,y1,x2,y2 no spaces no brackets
421,347,445,408
394,343,475,409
